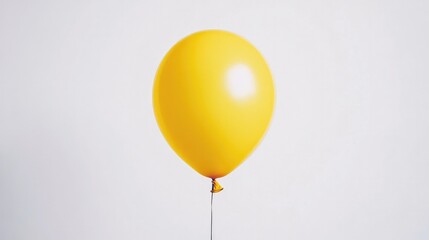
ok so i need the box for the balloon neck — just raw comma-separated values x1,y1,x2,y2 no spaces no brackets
211,179,223,193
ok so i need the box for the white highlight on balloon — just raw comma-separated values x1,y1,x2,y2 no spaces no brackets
226,64,256,99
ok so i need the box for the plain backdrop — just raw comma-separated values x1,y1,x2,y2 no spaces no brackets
1,0,428,239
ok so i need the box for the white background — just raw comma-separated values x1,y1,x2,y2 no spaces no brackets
1,0,428,239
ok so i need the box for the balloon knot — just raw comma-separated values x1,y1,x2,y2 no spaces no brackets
211,179,223,193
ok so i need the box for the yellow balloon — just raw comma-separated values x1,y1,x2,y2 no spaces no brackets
153,30,275,179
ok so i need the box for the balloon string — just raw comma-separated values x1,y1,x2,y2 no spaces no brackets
210,179,223,240
210,188,214,240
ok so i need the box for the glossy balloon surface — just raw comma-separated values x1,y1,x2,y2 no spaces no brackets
153,30,274,179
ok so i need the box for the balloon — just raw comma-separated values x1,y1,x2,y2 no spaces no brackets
153,30,275,180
